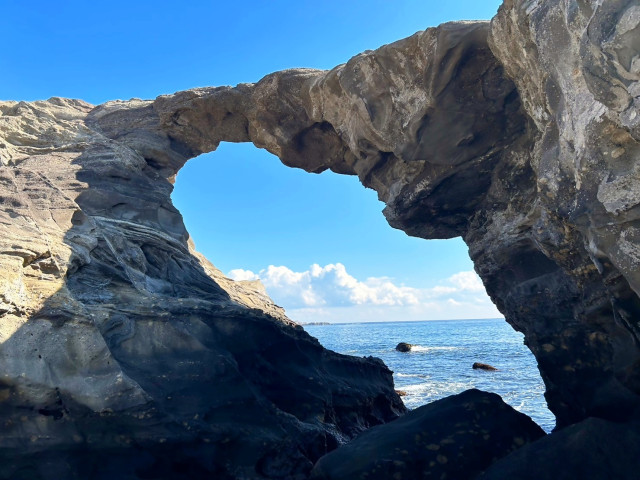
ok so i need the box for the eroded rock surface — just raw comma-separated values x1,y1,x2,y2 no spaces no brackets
486,0,640,429
1,0,639,478
0,98,404,479
85,3,640,430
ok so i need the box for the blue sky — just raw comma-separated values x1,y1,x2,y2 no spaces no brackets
3,0,504,322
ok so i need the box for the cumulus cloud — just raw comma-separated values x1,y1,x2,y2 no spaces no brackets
229,263,419,308
447,271,486,292
228,268,260,282
228,264,500,322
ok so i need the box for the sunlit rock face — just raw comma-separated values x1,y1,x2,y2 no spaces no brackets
1,0,639,478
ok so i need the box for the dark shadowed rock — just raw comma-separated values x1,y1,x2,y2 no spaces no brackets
395,342,413,352
310,389,545,480
473,362,498,371
478,417,640,480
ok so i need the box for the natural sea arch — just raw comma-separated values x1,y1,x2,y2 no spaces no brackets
3,2,640,476
171,141,553,431
113,15,640,431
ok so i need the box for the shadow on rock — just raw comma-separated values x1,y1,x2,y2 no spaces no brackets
310,389,545,480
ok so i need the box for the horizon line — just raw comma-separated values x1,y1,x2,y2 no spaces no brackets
298,317,505,326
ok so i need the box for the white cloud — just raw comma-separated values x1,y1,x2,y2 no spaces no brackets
230,263,419,309
447,271,486,292
228,268,260,281
227,264,501,323
430,286,458,295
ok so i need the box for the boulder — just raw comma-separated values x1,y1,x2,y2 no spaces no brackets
395,342,413,352
310,389,545,480
473,362,498,371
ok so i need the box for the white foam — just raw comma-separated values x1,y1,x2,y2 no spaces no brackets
401,380,471,398
409,345,459,353
395,372,428,378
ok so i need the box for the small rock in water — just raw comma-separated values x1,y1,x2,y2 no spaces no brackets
395,342,413,352
473,362,498,371
395,390,407,397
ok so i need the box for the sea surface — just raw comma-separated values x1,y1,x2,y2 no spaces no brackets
304,318,555,433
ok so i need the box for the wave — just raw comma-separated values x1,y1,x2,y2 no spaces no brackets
408,345,460,353
400,380,471,397
395,372,429,378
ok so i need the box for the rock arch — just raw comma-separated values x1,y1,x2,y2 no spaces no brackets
1,1,639,477
89,14,640,429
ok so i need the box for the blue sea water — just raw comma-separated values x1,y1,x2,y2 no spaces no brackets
304,318,555,433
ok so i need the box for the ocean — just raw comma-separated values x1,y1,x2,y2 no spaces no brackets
303,318,555,433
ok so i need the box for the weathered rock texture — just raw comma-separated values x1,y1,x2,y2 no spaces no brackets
310,389,545,480
1,0,639,478
478,416,640,480
0,99,404,479
487,0,640,429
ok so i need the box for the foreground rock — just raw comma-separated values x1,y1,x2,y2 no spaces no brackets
310,389,545,480
478,417,640,480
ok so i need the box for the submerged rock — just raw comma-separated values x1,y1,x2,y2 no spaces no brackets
310,389,545,480
395,342,413,352
473,362,499,371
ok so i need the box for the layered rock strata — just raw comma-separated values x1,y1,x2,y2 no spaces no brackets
0,98,404,479
1,0,639,478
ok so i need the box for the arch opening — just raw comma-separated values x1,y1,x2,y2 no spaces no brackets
171,141,555,431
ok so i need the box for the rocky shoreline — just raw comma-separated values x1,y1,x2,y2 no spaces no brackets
1,0,639,478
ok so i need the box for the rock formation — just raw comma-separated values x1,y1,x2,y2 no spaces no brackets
473,362,498,371
395,342,413,352
478,416,640,480
0,100,404,479
310,389,545,480
1,0,639,478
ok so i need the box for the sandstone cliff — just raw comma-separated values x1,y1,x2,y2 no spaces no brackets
1,0,639,478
